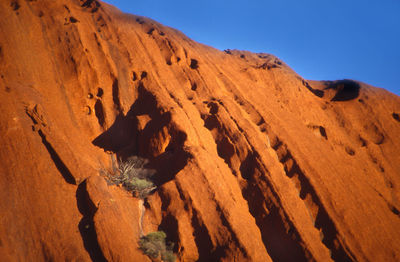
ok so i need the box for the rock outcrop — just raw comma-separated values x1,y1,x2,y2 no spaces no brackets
1,0,399,261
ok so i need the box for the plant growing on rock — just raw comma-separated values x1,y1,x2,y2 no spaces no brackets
139,231,176,262
102,156,157,198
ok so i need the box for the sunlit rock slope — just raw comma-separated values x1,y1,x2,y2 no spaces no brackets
0,0,399,261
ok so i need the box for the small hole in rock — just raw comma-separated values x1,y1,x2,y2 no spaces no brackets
190,59,199,69
392,113,400,122
191,83,197,91
140,71,147,79
319,126,328,140
96,88,104,98
345,146,355,156
358,136,367,147
11,1,20,11
208,102,219,115
346,147,356,156
147,28,154,35
94,100,105,127
132,71,137,81
69,17,78,23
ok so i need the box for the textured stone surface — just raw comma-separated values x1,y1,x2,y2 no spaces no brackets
0,0,399,261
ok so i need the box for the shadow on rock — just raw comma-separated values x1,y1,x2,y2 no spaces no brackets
92,83,191,187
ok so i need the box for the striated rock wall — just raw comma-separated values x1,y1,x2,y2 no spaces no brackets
0,0,399,261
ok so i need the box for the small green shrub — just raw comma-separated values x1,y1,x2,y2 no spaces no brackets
161,250,176,262
139,231,176,262
102,156,156,198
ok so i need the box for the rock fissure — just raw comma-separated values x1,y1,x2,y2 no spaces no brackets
202,99,316,261
271,135,355,261
76,180,107,262
25,106,77,185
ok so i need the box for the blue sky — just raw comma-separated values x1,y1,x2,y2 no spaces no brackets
104,0,400,95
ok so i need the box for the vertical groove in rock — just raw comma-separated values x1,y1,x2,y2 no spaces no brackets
76,180,107,262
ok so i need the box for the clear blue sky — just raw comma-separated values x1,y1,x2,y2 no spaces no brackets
104,0,400,95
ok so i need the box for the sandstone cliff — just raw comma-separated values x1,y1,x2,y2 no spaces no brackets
1,0,399,261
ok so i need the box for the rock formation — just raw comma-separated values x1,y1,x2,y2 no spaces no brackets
0,0,399,261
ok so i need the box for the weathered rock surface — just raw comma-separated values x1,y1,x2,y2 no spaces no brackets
1,0,399,261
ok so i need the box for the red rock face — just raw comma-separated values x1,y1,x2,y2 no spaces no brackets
1,0,399,261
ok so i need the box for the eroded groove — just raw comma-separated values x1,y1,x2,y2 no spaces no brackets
112,78,121,112
38,130,76,185
271,136,355,261
392,113,400,122
76,180,107,262
25,106,76,184
215,204,249,259
175,182,223,261
201,101,311,261
302,80,324,98
158,213,180,252
94,99,105,128
240,152,310,262
191,207,221,262
214,103,315,261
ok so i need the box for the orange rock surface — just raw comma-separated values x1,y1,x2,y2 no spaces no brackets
1,0,399,261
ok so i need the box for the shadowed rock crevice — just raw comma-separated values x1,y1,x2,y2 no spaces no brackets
156,189,183,256
302,80,324,98
158,213,179,251
240,152,310,262
306,124,328,140
201,103,312,260
214,204,249,260
11,1,20,11
94,99,105,128
190,59,199,69
80,0,100,12
392,113,400,122
319,126,328,139
92,110,137,154
271,136,355,261
96,87,104,98
76,180,107,262
25,106,76,184
363,122,385,145
93,83,190,187
37,130,76,185
190,208,224,262
327,80,361,101
173,182,228,261
112,78,122,112
132,71,138,81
